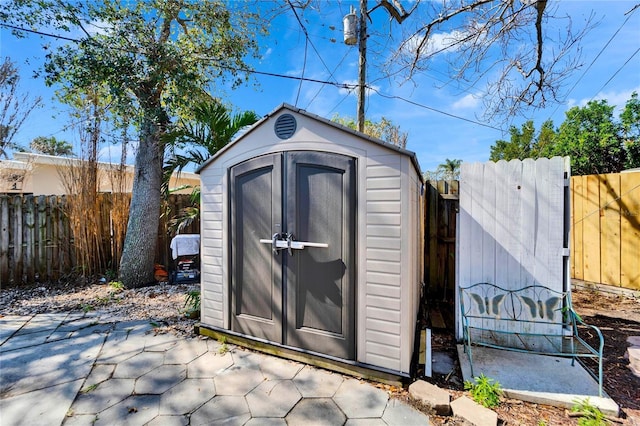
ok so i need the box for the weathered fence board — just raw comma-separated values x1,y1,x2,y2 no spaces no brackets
0,193,198,286
571,172,640,289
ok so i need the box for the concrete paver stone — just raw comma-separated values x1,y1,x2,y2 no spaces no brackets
258,355,303,380
143,334,181,352
382,398,431,425
163,339,209,364
134,364,186,394
146,414,189,426
245,380,301,417
83,363,116,386
70,378,136,414
344,419,388,426
94,394,161,426
159,378,216,415
409,379,451,415
333,378,390,418
187,351,233,378
0,316,30,345
112,350,164,379
451,396,498,426
292,365,344,397
244,418,287,426
189,395,250,426
213,369,265,396
286,398,346,426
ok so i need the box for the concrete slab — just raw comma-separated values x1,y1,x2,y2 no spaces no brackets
146,414,189,426
457,345,619,416
0,378,84,426
244,418,287,426
164,339,209,364
245,380,301,417
432,351,456,375
333,378,389,418
0,331,105,397
0,315,30,345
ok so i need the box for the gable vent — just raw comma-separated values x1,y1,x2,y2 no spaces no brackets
274,114,297,139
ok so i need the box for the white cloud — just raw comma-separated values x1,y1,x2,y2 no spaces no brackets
567,86,640,113
451,93,480,110
403,29,468,58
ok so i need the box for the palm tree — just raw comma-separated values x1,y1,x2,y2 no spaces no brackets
437,158,462,181
163,99,260,232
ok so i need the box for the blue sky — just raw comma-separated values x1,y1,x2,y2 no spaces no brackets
1,1,639,174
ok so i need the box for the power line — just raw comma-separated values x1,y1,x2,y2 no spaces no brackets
589,47,640,101
370,88,503,131
2,20,505,133
548,8,636,119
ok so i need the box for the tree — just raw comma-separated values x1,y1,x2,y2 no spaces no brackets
301,0,592,121
621,92,640,169
0,57,42,158
163,98,260,233
2,1,266,287
332,114,408,148
437,158,462,181
30,136,74,156
489,120,555,161
552,100,625,175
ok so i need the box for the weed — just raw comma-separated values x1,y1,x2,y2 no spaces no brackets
184,290,201,311
80,383,99,394
218,336,229,355
572,398,609,426
464,374,502,408
82,304,94,313
108,280,124,292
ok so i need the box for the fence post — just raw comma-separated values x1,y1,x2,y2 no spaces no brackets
0,195,9,286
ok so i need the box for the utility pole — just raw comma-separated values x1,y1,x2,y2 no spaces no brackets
357,0,368,133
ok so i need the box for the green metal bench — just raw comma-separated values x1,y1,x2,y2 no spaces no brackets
459,282,604,396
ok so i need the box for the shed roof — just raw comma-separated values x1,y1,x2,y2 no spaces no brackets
196,103,423,178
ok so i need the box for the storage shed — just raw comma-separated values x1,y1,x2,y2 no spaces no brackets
196,104,424,378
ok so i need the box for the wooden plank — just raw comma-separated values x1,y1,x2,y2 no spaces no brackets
506,160,523,288
620,172,640,289
37,195,47,281
23,195,35,282
520,159,536,287
583,175,601,283
546,157,565,291
572,176,585,280
456,165,474,339
0,195,9,286
427,182,438,290
12,195,23,284
600,174,621,286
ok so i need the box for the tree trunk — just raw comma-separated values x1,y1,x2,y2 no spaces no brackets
119,111,165,288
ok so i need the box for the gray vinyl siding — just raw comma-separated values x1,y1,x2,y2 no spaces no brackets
198,105,422,375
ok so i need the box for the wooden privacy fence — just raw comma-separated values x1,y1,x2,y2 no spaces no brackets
424,180,459,299
0,193,198,286
571,172,640,289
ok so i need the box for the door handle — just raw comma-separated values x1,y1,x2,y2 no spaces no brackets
259,233,328,255
286,233,328,253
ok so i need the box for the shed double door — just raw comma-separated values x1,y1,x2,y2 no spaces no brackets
230,151,355,360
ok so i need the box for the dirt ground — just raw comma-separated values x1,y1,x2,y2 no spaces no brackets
1,280,638,425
